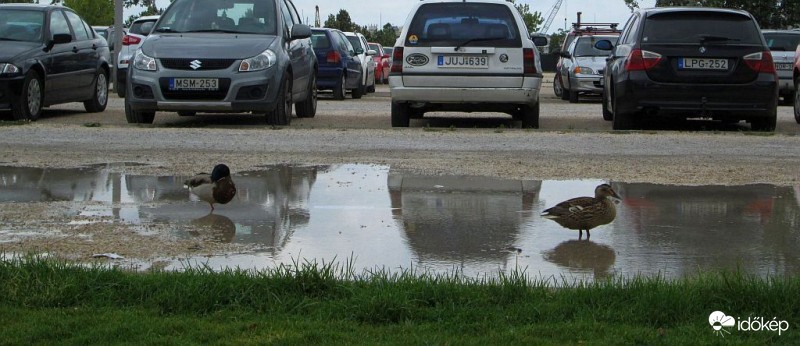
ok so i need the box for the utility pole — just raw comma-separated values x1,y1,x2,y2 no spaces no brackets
314,6,321,27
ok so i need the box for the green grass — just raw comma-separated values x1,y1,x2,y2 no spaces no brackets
1,256,797,344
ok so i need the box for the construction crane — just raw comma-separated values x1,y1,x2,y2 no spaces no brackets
314,5,321,28
541,0,563,34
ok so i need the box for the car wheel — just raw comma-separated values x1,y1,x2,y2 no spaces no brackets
368,76,376,93
553,75,563,98
333,74,346,100
568,90,579,103
177,111,196,116
391,101,410,127
296,74,317,118
794,82,800,124
12,70,43,121
602,91,613,121
124,97,155,124
379,72,386,85
83,69,109,113
520,102,540,129
266,74,291,126
750,109,777,132
611,92,635,130
116,80,126,98
560,78,570,101
351,82,364,99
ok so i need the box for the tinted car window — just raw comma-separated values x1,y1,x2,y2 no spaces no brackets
763,33,800,51
129,18,155,35
155,0,277,35
346,35,363,50
311,31,330,49
641,12,762,44
64,10,89,40
404,3,521,47
0,9,43,42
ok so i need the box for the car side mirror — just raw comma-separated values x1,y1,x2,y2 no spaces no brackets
366,49,377,56
52,33,72,44
290,24,312,40
531,36,548,47
559,51,572,58
354,47,364,55
594,39,614,51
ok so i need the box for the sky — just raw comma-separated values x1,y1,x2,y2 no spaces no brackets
129,0,657,35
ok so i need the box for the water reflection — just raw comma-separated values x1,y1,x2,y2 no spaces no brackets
543,240,616,278
189,214,236,243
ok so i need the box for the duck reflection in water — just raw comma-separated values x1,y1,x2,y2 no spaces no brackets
188,213,236,243
543,240,616,278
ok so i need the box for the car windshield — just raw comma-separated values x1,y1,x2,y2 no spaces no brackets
368,43,380,52
0,9,44,42
641,12,762,44
763,33,800,52
154,0,277,35
573,36,618,57
405,3,521,47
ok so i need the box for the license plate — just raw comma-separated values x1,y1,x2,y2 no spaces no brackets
678,58,728,70
437,55,489,69
775,63,793,70
169,78,219,91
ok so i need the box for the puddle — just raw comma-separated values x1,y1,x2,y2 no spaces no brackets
1,163,799,282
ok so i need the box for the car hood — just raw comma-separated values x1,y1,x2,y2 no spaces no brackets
0,41,41,61
574,56,608,70
140,34,276,59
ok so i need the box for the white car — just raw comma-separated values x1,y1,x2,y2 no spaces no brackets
115,15,159,97
344,31,376,94
389,0,547,127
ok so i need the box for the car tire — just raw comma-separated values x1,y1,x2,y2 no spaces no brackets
611,93,635,130
601,92,613,121
296,74,317,118
116,80,126,98
560,79,570,101
553,75,563,98
368,76,376,93
568,90,579,103
520,102,540,129
177,111,196,116
750,109,777,132
124,97,155,124
794,81,800,124
83,69,109,113
352,82,364,99
266,74,292,126
333,74,346,100
391,101,410,127
12,70,43,121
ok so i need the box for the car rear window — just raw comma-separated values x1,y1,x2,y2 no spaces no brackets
763,33,800,52
405,3,521,47
311,31,330,49
573,36,618,56
641,11,762,45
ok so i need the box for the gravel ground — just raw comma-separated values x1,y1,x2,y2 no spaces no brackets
1,76,799,262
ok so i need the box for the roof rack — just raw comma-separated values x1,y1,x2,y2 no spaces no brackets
570,12,619,34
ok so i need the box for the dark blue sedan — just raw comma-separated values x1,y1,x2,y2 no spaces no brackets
311,28,363,100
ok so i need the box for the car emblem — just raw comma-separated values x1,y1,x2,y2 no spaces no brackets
499,54,508,63
406,53,429,66
189,60,202,70
699,47,706,54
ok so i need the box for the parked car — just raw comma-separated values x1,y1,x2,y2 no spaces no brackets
311,28,363,99
125,0,317,125
596,7,778,131
92,25,126,54
557,34,619,103
115,15,158,97
369,42,390,84
0,4,111,121
762,30,800,105
389,0,548,127
344,31,376,93
794,35,800,124
553,21,619,98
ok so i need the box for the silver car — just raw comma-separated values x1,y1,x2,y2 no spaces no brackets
558,34,619,103
762,29,800,105
125,0,317,125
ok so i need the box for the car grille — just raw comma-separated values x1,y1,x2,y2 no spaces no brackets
158,78,231,100
160,58,237,71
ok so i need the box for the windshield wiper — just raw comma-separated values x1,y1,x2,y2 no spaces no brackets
185,29,240,34
454,36,504,51
697,34,740,43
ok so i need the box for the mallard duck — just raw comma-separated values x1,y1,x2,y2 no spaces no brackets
184,164,236,211
541,184,621,240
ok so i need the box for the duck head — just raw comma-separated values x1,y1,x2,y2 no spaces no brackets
595,184,621,200
210,164,231,182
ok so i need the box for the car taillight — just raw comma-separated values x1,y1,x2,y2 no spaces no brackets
523,48,536,74
122,35,141,46
743,51,776,73
391,47,403,74
326,51,341,64
624,49,662,71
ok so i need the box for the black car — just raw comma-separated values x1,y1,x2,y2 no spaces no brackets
596,7,778,131
0,4,111,121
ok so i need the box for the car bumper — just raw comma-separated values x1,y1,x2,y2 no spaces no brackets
316,67,344,90
0,77,24,110
616,72,778,117
389,76,541,105
778,77,793,94
568,75,604,94
127,68,282,113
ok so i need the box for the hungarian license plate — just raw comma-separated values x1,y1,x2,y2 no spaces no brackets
437,55,489,68
169,78,219,91
775,63,793,70
678,58,728,70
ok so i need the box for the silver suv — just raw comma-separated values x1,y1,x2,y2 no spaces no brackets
389,0,547,128
125,0,317,125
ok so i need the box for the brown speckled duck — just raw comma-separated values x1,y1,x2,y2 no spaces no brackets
541,184,621,240
184,164,236,212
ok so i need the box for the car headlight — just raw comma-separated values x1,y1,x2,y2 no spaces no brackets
239,49,276,72
0,63,21,76
133,50,157,71
574,66,595,75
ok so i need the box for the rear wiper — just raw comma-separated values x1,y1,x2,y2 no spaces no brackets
154,28,181,33
454,36,504,51
697,34,740,43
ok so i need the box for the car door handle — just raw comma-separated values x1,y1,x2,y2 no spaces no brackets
92,44,98,50
72,47,79,53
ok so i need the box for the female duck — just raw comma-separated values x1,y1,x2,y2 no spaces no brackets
541,184,621,240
